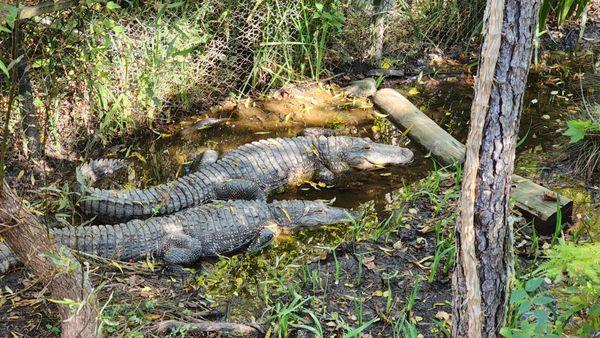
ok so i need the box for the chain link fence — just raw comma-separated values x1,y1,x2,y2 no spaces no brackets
3,0,485,156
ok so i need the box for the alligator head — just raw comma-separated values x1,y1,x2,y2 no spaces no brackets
271,200,359,228
319,136,414,172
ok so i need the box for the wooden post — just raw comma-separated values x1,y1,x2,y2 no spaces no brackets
373,87,571,233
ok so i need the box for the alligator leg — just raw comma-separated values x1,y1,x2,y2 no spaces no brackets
315,165,335,183
212,179,267,201
159,233,204,267
199,149,219,166
248,228,276,252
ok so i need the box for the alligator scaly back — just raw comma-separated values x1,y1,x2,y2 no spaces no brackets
77,136,413,222
0,200,356,273
76,137,318,222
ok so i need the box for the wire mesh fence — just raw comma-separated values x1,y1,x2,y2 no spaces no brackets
2,0,486,155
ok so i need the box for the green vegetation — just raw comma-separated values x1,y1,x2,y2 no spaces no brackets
0,0,597,336
503,242,600,337
563,103,599,179
539,0,589,30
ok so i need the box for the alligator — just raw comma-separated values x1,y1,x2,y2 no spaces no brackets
0,200,357,274
78,135,413,222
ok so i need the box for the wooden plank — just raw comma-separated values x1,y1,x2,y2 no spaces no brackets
510,177,572,234
18,0,79,20
373,87,572,233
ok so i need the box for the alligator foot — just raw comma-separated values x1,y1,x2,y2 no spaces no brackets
162,264,194,280
315,166,335,183
248,227,276,253
159,233,203,266
212,179,266,202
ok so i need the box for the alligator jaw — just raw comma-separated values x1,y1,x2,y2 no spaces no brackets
363,143,414,167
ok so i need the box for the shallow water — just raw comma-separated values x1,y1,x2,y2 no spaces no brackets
123,55,590,216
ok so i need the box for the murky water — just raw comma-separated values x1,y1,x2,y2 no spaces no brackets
119,55,591,216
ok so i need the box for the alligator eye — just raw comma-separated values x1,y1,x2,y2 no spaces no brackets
363,145,372,150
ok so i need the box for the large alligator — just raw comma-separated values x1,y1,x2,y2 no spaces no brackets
78,135,413,222
0,199,357,274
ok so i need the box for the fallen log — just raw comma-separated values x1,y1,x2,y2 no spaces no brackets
373,88,572,233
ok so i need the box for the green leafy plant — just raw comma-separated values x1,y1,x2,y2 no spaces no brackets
392,277,420,338
503,243,600,337
563,118,599,144
541,242,600,285
292,1,345,80
562,104,599,179
539,0,589,30
502,278,558,338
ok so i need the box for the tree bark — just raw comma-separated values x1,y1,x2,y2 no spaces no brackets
452,1,540,337
371,0,396,66
18,39,43,160
0,183,100,337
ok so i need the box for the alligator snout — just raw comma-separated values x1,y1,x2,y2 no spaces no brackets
368,146,414,166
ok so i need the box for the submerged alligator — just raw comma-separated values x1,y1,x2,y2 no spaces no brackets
0,200,357,274
79,135,413,222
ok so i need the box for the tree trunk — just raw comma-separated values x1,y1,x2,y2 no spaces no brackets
1,8,99,337
452,1,540,337
18,44,43,160
0,183,100,337
371,0,396,66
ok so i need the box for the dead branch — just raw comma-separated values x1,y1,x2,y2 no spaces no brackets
153,319,261,336
18,0,80,20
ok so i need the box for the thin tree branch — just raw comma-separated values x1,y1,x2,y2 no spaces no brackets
18,0,80,20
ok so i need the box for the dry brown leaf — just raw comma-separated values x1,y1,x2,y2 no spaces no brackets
362,256,377,270
417,225,433,234
435,311,450,321
543,191,558,201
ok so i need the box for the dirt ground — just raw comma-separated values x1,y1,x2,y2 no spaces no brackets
0,172,459,337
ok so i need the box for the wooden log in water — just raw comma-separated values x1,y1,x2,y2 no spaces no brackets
373,88,572,233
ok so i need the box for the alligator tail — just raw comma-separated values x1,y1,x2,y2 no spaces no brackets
0,219,166,274
76,158,206,222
